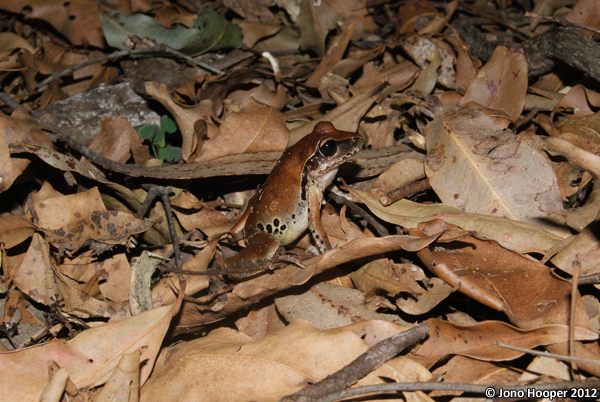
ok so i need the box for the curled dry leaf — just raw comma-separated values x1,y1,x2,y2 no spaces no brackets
145,81,215,161
0,111,54,193
9,144,108,184
545,136,600,179
346,187,567,255
459,46,527,125
424,108,566,227
89,116,151,165
0,215,36,249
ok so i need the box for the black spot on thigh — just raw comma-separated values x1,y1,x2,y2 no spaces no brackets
291,214,296,219
266,224,273,233
280,224,287,231
257,223,264,231
274,228,279,234
273,218,280,227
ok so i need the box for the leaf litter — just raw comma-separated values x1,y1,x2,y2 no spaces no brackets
0,0,600,401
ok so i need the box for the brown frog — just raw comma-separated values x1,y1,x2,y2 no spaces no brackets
223,121,363,270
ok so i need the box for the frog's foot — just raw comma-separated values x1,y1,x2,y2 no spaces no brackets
274,254,306,269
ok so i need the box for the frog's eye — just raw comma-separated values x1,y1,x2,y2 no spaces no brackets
319,139,337,156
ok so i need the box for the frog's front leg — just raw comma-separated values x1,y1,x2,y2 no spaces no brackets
308,188,332,253
222,231,281,270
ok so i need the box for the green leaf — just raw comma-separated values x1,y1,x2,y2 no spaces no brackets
159,147,181,163
154,130,165,146
99,6,242,56
161,115,177,134
136,124,158,140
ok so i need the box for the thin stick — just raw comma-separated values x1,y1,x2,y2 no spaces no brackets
569,261,581,377
281,323,430,402
525,11,600,35
494,342,600,365
37,45,224,88
315,379,600,402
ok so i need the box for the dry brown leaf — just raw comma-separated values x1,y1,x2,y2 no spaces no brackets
370,156,425,193
305,17,364,88
44,210,155,252
355,53,419,94
430,356,521,397
0,215,36,249
459,47,527,125
414,229,592,329
195,98,289,162
235,20,283,49
416,318,597,362
395,278,455,315
545,136,600,178
143,319,407,401
296,0,337,57
567,0,600,31
425,108,566,227
274,282,409,329
94,351,140,402
0,0,104,47
145,81,215,161
89,116,151,165
0,110,54,192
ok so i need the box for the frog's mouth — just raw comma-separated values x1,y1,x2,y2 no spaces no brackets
314,139,362,188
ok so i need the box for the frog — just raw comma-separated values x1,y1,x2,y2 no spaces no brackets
223,121,363,271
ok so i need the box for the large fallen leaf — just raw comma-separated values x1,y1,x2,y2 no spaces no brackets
414,229,591,330
417,318,597,362
142,319,408,402
424,108,566,227
9,143,108,184
346,188,567,255
100,6,242,55
0,293,182,400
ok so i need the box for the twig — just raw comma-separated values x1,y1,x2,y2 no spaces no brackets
329,188,389,237
0,92,22,110
312,379,600,402
570,261,581,376
461,3,534,38
494,342,600,365
280,323,430,402
525,11,600,35
379,176,430,206
137,184,185,285
37,45,224,88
